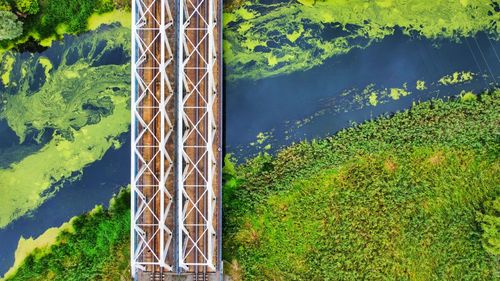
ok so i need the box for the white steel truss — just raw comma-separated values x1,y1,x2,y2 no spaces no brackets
176,0,219,272
132,0,220,277
131,0,175,276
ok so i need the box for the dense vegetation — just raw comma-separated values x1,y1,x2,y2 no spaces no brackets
4,188,130,281
223,90,500,280
0,0,130,50
4,90,499,280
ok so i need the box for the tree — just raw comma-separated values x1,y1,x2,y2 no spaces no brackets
0,0,11,11
0,11,23,41
15,0,39,15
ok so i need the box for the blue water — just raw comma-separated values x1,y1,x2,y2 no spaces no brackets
0,120,47,169
225,31,500,158
0,135,130,276
0,120,18,148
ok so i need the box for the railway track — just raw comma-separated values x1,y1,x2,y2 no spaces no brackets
131,0,222,279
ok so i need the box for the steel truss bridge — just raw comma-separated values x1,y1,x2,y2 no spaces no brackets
131,0,222,279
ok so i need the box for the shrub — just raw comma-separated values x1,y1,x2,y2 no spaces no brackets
15,0,39,15
0,0,11,11
5,188,131,281
478,197,500,256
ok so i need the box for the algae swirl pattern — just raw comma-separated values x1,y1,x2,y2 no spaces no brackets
0,24,131,229
224,0,500,80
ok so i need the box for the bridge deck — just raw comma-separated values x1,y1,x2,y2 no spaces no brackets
131,0,222,279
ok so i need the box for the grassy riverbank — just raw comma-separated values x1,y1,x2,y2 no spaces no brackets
223,89,500,280
3,188,130,281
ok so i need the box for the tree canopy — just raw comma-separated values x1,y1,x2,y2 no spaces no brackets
0,0,11,11
0,11,22,41
15,0,39,15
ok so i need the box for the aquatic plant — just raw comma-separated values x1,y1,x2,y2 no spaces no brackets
224,90,500,280
439,71,475,85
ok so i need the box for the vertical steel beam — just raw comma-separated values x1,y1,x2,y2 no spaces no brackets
159,0,166,269
175,0,184,273
130,0,137,277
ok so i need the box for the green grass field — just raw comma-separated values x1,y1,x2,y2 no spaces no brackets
223,90,500,280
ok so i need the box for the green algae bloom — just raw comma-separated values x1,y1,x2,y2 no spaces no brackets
390,87,410,100
369,92,378,106
87,10,131,31
37,57,53,79
1,54,14,85
0,24,131,229
224,0,499,80
439,71,475,85
256,132,270,145
416,80,427,91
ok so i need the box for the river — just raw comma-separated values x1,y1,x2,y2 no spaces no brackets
225,30,500,159
0,24,499,278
